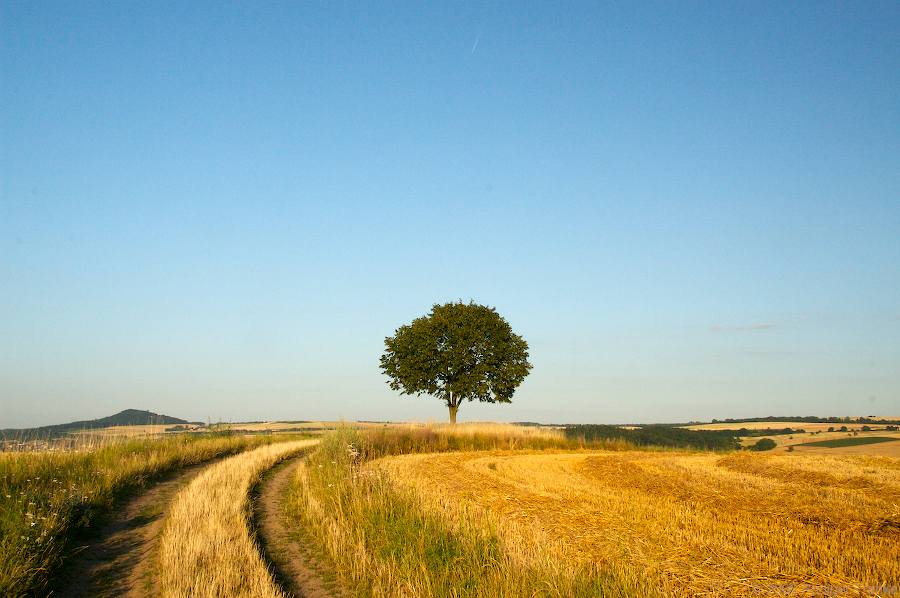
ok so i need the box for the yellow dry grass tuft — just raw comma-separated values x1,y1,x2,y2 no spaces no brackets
380,450,900,597
156,439,317,597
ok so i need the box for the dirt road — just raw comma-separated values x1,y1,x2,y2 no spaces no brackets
252,456,344,598
54,459,222,597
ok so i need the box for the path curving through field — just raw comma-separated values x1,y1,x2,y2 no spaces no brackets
253,456,345,598
156,439,318,598
54,457,227,597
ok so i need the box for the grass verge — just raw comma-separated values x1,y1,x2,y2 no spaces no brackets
0,433,289,596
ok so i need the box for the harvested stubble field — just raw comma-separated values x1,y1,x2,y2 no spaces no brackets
380,449,900,597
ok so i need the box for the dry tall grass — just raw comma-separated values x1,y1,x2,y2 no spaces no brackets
381,450,900,597
357,422,628,458
157,439,317,597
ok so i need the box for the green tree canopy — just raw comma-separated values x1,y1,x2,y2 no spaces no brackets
750,438,777,451
380,301,532,423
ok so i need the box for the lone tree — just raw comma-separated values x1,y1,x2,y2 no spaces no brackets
380,301,532,423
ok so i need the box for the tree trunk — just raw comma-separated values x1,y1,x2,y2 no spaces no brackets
449,404,458,424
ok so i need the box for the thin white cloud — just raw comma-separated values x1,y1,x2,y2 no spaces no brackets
709,323,776,333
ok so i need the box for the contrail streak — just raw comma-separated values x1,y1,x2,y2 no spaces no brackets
471,32,481,54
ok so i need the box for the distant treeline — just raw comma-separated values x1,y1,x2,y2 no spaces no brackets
565,425,741,451
709,416,900,425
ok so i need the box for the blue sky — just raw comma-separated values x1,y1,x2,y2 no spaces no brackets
2,2,899,427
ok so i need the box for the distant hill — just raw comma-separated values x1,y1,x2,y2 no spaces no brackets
2,409,197,439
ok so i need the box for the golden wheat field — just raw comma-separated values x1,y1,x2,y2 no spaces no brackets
380,449,900,597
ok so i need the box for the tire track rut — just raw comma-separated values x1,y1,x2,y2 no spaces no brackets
54,458,224,597
253,456,345,598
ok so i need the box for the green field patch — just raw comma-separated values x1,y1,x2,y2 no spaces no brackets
800,436,900,448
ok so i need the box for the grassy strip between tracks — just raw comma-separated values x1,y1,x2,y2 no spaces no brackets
156,439,318,597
